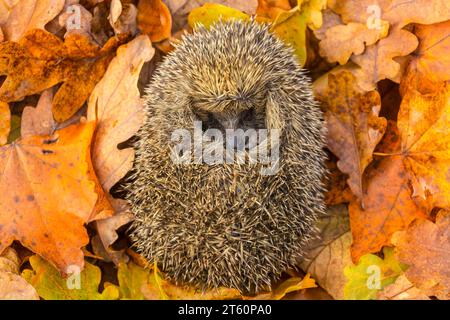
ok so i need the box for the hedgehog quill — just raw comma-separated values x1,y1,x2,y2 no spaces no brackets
127,20,326,294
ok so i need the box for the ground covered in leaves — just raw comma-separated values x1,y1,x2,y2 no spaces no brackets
0,0,449,300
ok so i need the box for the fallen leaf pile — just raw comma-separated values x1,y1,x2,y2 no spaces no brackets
0,0,448,300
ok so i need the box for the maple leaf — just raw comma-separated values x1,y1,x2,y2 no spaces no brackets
401,20,450,94
344,247,406,300
397,82,450,208
137,0,172,42
0,29,128,122
0,102,10,146
392,210,450,299
0,121,107,274
320,71,387,203
348,121,428,262
299,204,353,299
22,255,119,300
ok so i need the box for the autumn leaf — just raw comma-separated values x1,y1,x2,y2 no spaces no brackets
377,274,430,300
0,121,108,274
0,247,39,300
0,29,128,122
299,205,353,299
349,121,428,262
87,35,154,263
350,29,418,91
1,0,65,41
188,3,250,29
269,0,327,66
20,89,55,138
137,0,172,42
402,20,450,94
22,255,119,300
324,158,353,206
397,82,450,208
320,71,387,203
117,261,150,299
256,0,292,20
247,274,317,300
0,101,10,146
344,247,406,300
392,210,450,299
317,11,389,65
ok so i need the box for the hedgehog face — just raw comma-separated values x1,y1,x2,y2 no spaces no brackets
128,20,326,294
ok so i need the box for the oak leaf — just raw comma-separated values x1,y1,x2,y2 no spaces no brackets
22,255,119,300
321,71,387,203
392,210,450,299
1,0,65,41
344,247,406,300
0,121,108,274
0,29,128,122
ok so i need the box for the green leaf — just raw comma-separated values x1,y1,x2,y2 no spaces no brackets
271,0,327,66
188,3,249,29
7,115,21,143
344,247,407,300
22,255,119,300
117,261,151,299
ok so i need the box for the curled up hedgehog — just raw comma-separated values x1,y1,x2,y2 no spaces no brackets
127,20,326,294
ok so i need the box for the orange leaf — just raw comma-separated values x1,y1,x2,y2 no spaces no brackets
397,83,450,208
321,71,387,204
349,121,428,262
392,210,450,299
0,29,128,122
0,121,104,274
137,0,172,42
0,102,10,146
256,0,292,20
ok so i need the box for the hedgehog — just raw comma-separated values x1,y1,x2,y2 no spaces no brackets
127,19,326,294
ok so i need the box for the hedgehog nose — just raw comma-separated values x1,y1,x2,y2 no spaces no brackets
220,117,239,130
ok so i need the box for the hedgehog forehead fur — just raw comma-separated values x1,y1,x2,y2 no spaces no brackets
127,20,327,294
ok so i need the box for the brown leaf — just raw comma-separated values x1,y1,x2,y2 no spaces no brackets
321,71,387,203
0,29,128,122
0,247,39,300
324,158,353,206
392,210,450,299
377,274,430,300
0,121,109,274
109,0,138,36
351,29,418,91
349,121,428,262
21,89,56,138
317,10,389,65
299,205,353,299
1,0,65,41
